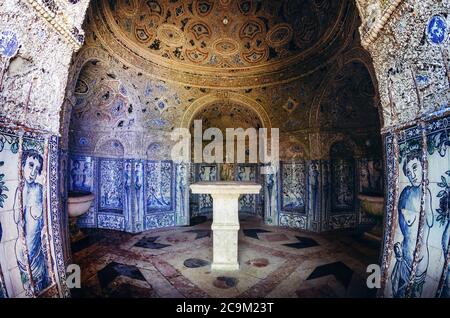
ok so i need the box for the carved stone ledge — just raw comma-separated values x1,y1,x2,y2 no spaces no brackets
360,0,403,48
26,0,84,50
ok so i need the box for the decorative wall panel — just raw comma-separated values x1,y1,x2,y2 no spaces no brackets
381,116,450,298
280,162,306,214
191,164,217,217
69,155,94,192
98,158,124,213
133,160,145,232
175,163,189,226
0,124,68,298
145,161,173,213
265,169,280,226
236,164,259,215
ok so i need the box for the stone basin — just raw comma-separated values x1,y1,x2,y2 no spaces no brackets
358,194,384,219
358,194,384,240
68,191,94,218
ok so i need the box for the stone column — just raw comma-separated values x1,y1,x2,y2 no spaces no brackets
211,193,240,271
190,182,261,271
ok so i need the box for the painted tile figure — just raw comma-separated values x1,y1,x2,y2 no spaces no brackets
391,151,434,298
310,162,319,214
281,163,306,213
134,162,144,230
99,159,123,212
81,161,91,190
331,158,354,211
70,160,81,190
124,162,132,229
237,166,257,214
435,169,450,297
146,161,172,212
13,150,50,294
197,165,215,214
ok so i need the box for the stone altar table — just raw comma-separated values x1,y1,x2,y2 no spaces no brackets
190,181,262,270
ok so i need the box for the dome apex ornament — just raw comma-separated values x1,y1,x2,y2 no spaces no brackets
222,16,229,25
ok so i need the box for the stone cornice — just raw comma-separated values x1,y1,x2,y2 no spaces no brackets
360,0,404,48
26,0,84,50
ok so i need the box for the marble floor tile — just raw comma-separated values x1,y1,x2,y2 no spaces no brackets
71,218,380,298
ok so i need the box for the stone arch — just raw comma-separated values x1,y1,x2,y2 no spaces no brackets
180,92,272,130
309,47,382,129
322,134,363,160
94,137,125,157
146,142,162,160
61,51,114,148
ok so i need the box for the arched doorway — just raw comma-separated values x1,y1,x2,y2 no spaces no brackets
187,97,268,222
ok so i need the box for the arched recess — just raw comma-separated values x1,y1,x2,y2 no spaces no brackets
61,47,123,149
94,137,125,158
180,92,272,130
322,133,364,160
308,47,383,130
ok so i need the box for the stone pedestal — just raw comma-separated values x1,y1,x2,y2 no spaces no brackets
190,182,261,271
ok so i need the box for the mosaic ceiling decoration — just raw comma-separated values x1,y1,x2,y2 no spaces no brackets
72,60,131,128
319,62,378,130
104,0,344,69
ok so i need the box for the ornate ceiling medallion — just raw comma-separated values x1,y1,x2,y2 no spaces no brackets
266,23,293,47
189,21,212,40
146,0,163,15
118,0,138,16
157,24,185,47
194,0,214,17
242,49,268,64
212,38,240,56
240,20,265,39
145,15,161,34
186,48,209,63
135,27,152,43
238,0,253,15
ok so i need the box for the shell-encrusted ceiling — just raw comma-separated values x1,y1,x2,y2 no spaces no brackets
108,0,342,68
89,0,357,87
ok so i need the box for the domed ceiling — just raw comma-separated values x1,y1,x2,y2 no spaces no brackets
89,0,357,87
106,0,342,68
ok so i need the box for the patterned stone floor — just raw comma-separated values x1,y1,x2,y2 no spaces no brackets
70,217,380,298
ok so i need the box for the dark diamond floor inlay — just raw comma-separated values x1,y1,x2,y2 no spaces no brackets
97,262,146,288
71,235,104,253
213,276,238,289
243,228,271,240
134,236,171,249
183,258,210,268
184,229,211,239
306,261,353,289
283,236,319,249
